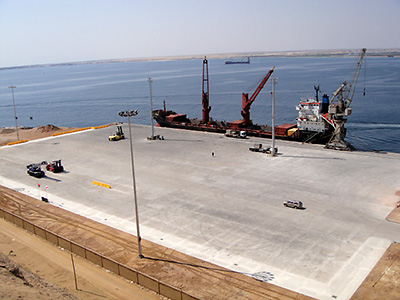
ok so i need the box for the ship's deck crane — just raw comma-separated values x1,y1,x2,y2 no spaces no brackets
241,67,275,127
202,57,211,123
326,48,366,150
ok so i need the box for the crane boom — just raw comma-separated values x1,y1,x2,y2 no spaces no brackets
345,48,366,107
241,66,275,126
330,82,347,104
325,48,367,151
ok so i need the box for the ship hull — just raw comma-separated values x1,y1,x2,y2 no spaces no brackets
153,110,332,145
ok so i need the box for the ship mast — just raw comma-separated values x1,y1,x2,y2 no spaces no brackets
202,57,211,123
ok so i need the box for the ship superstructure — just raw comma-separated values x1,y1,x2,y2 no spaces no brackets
296,86,332,133
296,48,366,149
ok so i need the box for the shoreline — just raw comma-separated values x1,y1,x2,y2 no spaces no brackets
1,48,399,70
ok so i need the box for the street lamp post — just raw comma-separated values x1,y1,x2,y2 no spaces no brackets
148,77,155,139
9,86,19,141
118,109,143,258
271,78,278,156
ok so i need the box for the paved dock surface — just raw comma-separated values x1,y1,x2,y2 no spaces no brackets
1,124,399,299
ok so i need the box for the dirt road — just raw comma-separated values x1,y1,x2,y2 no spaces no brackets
0,217,164,300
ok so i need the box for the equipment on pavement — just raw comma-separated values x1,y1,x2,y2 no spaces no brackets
45,160,64,173
109,125,125,141
26,162,46,178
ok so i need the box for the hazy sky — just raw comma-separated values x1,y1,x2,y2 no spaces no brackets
1,0,399,67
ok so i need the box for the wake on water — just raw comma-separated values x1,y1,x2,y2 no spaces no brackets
346,122,400,152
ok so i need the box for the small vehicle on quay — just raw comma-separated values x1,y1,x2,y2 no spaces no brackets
46,160,64,173
283,200,303,209
109,125,125,141
26,163,45,178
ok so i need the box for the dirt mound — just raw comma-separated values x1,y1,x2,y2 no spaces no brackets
0,253,79,300
0,128,15,134
36,125,61,133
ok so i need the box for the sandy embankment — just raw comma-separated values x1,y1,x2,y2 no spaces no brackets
0,125,76,147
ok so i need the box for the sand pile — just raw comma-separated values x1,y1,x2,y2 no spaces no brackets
0,125,73,146
35,124,61,133
0,128,15,134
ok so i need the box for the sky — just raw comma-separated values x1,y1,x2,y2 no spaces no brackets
1,0,399,67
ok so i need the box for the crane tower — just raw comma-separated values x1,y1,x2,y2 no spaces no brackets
202,57,211,123
326,48,366,150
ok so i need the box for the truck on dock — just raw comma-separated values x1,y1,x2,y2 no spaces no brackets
249,143,278,154
225,130,246,139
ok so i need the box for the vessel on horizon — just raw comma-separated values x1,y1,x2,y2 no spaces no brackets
224,57,250,64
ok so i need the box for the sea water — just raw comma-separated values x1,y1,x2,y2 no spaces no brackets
0,56,399,153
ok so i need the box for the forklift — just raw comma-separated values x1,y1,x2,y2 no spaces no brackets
46,160,64,173
108,125,125,141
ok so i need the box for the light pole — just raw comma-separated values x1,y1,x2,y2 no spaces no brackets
148,77,155,139
9,86,19,141
118,109,143,258
271,78,278,156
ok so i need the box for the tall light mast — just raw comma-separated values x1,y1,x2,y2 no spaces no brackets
9,86,19,141
271,78,278,156
148,77,155,139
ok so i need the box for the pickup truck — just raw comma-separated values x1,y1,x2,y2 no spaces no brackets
225,130,246,139
283,200,303,209
249,143,278,154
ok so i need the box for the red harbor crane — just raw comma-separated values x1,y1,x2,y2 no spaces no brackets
230,66,275,128
202,57,211,123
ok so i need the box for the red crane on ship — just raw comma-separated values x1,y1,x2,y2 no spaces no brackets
241,66,275,127
229,66,275,128
202,57,211,123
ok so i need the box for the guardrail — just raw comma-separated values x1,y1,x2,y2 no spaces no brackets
51,127,92,136
7,139,28,146
91,125,109,129
51,124,112,137
0,208,199,300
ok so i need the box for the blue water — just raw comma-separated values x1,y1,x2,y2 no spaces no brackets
1,56,399,153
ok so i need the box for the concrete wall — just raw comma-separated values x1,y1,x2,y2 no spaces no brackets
0,207,200,300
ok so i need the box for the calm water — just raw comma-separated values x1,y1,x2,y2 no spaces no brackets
1,56,399,152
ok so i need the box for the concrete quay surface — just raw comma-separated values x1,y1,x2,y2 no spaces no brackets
1,124,399,300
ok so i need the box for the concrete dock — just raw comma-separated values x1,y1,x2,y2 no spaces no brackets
1,124,399,300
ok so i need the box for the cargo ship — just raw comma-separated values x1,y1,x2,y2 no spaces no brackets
153,104,331,144
225,57,250,64
153,49,366,150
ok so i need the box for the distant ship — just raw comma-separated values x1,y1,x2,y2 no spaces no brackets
225,57,250,64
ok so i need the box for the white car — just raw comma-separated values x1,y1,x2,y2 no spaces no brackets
283,200,303,209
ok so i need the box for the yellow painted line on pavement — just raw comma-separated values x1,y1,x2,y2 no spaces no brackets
92,180,111,189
